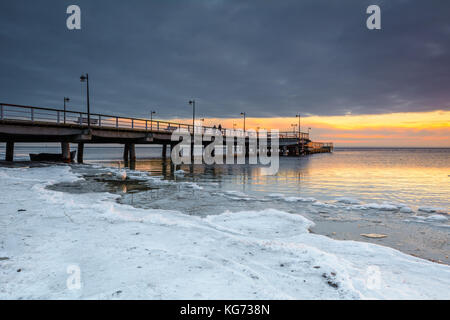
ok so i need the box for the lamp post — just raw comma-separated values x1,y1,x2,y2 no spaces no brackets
150,110,156,130
63,97,70,124
296,114,301,138
240,112,246,132
291,123,298,134
80,74,90,128
189,100,195,132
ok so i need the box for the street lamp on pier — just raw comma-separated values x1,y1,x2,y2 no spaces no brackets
63,97,70,124
189,100,195,132
150,110,156,130
240,112,246,132
296,114,301,137
80,73,90,128
291,123,298,134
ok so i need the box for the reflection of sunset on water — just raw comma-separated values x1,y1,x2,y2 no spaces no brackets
101,148,449,213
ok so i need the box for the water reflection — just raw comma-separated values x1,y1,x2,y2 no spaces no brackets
97,148,449,211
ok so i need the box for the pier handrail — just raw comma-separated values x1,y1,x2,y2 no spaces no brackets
307,141,334,149
0,102,310,139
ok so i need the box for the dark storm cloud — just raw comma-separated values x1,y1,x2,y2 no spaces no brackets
1,0,450,119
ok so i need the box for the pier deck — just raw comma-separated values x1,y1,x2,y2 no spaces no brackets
0,103,333,162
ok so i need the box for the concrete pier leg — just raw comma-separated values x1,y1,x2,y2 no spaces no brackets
5,141,14,162
77,143,84,163
129,144,136,162
61,142,71,163
123,144,130,166
161,158,167,177
162,144,167,159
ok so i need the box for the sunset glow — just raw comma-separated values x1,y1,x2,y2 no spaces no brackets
168,110,450,147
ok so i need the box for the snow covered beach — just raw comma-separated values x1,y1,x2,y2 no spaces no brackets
0,164,449,299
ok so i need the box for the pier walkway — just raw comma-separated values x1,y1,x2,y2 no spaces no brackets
0,103,333,163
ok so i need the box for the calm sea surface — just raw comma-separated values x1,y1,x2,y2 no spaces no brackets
2,145,449,263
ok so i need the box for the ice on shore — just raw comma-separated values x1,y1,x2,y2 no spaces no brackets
0,165,449,300
266,193,316,203
336,197,361,205
424,215,448,222
352,202,405,212
418,206,447,214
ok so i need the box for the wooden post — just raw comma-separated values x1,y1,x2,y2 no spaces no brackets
5,141,14,162
61,142,71,163
77,143,84,163
129,144,136,162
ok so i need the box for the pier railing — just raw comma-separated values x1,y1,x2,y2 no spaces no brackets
307,141,334,149
0,103,310,139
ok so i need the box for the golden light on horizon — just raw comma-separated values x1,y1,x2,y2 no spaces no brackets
165,110,450,147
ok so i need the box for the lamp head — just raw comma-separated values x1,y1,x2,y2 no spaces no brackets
80,74,87,82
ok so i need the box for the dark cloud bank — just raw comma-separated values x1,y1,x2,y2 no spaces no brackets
1,0,449,119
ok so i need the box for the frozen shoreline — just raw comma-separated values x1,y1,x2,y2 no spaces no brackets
0,165,449,299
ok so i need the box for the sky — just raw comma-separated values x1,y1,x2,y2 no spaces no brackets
0,0,449,147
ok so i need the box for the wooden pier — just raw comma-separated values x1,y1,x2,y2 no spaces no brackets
0,103,333,163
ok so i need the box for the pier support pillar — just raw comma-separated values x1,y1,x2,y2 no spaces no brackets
123,144,130,166
77,143,84,164
5,141,14,162
61,142,71,163
162,144,167,159
129,144,136,162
